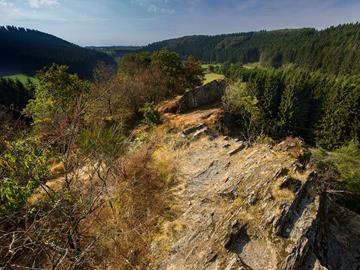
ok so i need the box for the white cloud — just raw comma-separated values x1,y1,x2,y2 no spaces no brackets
147,3,174,14
131,0,175,15
0,0,14,8
28,0,59,8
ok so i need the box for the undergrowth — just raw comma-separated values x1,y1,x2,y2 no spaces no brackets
89,144,177,270
311,140,360,213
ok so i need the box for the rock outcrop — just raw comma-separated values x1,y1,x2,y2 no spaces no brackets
177,80,227,113
149,109,360,270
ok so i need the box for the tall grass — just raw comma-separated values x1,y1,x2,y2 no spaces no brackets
88,145,176,269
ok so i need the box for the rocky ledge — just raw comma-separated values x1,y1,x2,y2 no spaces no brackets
150,124,360,270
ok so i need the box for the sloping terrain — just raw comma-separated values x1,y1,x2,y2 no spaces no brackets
147,100,360,270
144,23,360,76
0,26,115,78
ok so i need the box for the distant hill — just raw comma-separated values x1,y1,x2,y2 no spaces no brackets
144,23,360,75
0,26,115,78
87,46,142,60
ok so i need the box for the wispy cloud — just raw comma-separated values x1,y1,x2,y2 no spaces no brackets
0,0,360,46
0,0,14,8
28,0,59,8
147,4,174,14
131,0,175,15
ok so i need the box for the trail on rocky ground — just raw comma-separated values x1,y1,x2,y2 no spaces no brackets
149,105,360,270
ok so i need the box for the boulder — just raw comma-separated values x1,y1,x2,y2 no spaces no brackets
178,80,227,113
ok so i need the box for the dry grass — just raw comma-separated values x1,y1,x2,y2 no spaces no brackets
271,177,296,202
49,161,65,176
17,131,177,270
86,144,177,270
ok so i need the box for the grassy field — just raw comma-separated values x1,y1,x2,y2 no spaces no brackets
203,73,225,84
243,62,261,69
201,63,222,69
201,63,225,84
3,74,38,84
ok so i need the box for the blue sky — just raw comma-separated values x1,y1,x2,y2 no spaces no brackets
0,0,359,46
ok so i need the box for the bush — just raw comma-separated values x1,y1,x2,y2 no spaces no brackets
116,51,204,118
312,140,360,213
79,124,127,160
333,140,360,195
0,138,49,214
141,102,161,125
222,83,262,141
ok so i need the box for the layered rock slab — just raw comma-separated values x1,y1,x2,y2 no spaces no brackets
150,121,360,270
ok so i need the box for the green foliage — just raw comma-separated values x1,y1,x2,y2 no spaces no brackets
223,83,262,140
145,23,360,76
115,51,204,119
333,140,360,195
224,65,359,149
0,77,34,112
312,141,360,213
141,103,161,125
24,64,91,138
79,124,127,160
3,74,38,85
316,77,360,149
0,138,49,214
202,63,223,73
118,52,152,75
119,50,204,94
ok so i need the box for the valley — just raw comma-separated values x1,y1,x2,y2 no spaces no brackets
0,8,359,270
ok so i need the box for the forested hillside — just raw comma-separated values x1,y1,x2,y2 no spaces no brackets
145,23,360,75
87,46,142,60
0,77,34,113
1,46,359,269
223,65,360,149
0,26,115,78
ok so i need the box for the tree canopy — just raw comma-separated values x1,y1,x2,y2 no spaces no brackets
224,65,360,149
0,26,115,78
145,23,360,76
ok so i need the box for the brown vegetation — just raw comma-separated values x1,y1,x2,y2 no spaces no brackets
88,145,176,269
0,51,202,269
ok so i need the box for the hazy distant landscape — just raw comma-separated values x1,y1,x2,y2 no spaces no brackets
0,0,360,269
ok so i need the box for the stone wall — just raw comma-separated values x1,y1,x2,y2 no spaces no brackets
177,80,227,113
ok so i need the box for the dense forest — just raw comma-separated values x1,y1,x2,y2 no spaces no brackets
145,23,360,75
0,77,34,113
0,26,115,78
0,27,360,268
1,18,360,269
87,46,142,60
222,65,360,150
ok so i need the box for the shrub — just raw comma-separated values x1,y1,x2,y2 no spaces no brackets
0,138,49,214
332,140,360,213
222,83,262,141
79,124,127,161
141,102,161,125
312,140,360,213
